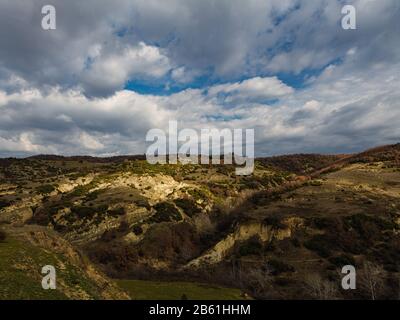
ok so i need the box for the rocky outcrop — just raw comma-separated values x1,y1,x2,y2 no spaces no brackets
185,217,303,268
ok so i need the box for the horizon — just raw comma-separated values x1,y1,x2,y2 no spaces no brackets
2,141,398,160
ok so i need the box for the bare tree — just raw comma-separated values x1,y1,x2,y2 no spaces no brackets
241,267,274,298
305,274,338,300
359,261,386,300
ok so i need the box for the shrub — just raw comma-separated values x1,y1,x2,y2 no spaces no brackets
150,202,182,223
263,215,286,229
237,236,263,256
0,229,6,242
36,184,55,195
307,216,340,230
67,183,94,198
107,207,126,217
328,254,355,267
71,205,108,219
118,221,130,232
291,237,301,247
139,222,200,262
85,190,101,202
187,188,209,202
267,259,295,275
134,198,151,210
132,225,143,235
304,235,335,258
307,180,323,187
344,214,397,236
0,200,11,209
174,198,201,217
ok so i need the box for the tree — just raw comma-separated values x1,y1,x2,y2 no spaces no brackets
241,267,274,299
305,274,338,300
359,261,386,300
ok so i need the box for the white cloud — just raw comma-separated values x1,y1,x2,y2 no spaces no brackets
0,132,53,153
208,77,294,102
1,53,400,157
79,132,105,150
171,67,198,84
82,42,171,96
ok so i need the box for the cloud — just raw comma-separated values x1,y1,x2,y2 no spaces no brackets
0,0,399,157
0,0,398,94
82,42,172,97
208,77,294,103
0,132,54,154
78,132,105,150
1,54,399,158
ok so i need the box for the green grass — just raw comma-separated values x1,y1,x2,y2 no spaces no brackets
0,236,102,300
116,279,246,300
0,238,68,300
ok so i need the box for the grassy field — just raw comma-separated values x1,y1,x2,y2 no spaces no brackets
0,237,68,300
116,279,247,300
0,232,113,300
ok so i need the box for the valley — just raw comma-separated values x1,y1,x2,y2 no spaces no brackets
0,144,399,299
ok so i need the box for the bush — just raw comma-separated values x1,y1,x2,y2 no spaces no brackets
267,259,295,275
236,236,263,256
304,235,335,258
134,198,151,210
132,225,143,235
71,205,108,219
307,216,340,230
150,202,182,223
307,180,323,187
107,207,126,217
0,229,6,242
344,214,397,237
36,184,55,195
328,254,355,267
263,215,286,229
0,200,11,209
85,190,101,202
187,188,209,202
174,198,201,217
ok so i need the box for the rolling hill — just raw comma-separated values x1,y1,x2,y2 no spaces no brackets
1,144,399,299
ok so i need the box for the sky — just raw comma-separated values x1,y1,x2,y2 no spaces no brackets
0,0,399,157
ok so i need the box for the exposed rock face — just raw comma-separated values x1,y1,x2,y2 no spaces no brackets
57,174,96,193
92,173,192,203
0,196,41,225
185,217,304,268
53,174,196,244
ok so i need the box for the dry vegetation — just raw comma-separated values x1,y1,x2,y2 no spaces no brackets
1,144,399,299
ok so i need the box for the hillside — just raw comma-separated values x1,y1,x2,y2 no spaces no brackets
0,144,399,299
